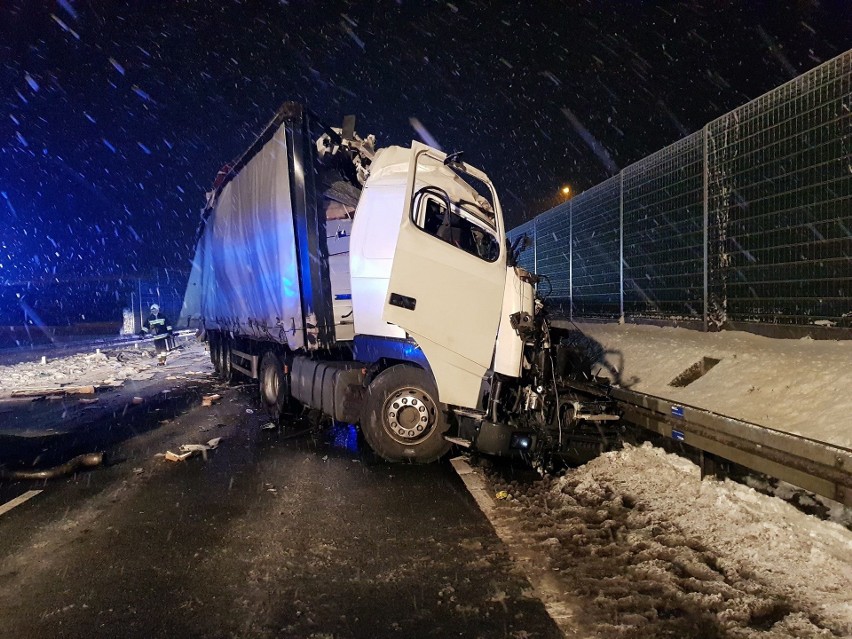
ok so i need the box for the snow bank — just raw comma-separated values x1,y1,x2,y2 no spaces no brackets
0,338,210,397
492,443,852,638
562,322,852,448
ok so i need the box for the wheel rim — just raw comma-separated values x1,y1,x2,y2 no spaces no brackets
382,387,438,445
222,343,231,377
261,363,279,406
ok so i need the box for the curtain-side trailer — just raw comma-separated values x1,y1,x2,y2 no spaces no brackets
182,102,618,465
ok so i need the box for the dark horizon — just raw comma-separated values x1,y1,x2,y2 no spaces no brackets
1,1,849,327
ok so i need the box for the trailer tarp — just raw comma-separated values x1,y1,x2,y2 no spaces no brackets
188,123,306,350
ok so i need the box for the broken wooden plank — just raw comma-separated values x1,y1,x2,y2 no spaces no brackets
11,385,96,398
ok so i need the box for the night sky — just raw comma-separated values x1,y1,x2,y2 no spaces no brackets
1,1,849,327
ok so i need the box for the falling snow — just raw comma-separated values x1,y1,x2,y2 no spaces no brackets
0,1,848,330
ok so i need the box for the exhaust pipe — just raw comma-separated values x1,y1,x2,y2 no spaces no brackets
1,452,104,481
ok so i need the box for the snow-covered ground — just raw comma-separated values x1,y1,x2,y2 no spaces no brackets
558,321,852,449
487,443,852,638
0,334,209,398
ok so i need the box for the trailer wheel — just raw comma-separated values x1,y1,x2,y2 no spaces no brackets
220,338,234,383
259,351,294,421
209,335,221,374
361,365,451,463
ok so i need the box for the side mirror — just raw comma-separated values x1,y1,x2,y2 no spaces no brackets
507,233,531,267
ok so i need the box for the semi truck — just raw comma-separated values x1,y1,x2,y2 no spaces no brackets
182,102,617,464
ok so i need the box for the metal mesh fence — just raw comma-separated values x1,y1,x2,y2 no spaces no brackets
570,177,621,318
707,52,852,326
511,50,851,332
533,205,571,304
622,131,705,320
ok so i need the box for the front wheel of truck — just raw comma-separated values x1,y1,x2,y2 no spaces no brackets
361,365,451,463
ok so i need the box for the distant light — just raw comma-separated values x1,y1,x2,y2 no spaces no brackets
561,186,571,195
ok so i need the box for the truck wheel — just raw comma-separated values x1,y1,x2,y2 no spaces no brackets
209,335,222,374
220,338,234,383
258,351,294,421
361,365,451,463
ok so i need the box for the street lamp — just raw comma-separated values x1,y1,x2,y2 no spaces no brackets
561,185,571,196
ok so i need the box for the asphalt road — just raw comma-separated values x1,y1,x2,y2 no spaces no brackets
0,380,562,639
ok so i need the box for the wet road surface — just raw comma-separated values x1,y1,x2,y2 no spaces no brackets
0,381,562,639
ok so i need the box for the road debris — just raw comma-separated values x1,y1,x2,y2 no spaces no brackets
202,393,222,407
11,385,96,398
0,452,103,480
261,422,277,431
494,490,510,500
132,396,144,405
164,437,223,462
164,450,193,462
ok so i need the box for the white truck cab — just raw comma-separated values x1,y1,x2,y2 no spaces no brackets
350,142,534,410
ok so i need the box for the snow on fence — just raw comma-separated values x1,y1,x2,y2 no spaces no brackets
509,50,851,332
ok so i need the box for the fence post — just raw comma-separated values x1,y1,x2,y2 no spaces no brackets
619,170,625,323
533,216,538,274
569,200,573,322
702,124,709,332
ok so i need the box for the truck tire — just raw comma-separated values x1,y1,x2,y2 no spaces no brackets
361,365,451,463
220,337,234,383
258,351,294,421
209,335,222,374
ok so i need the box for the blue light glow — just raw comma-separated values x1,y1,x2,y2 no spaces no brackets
329,422,361,453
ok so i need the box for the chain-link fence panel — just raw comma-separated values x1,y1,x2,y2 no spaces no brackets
622,131,705,321
534,204,571,307
570,176,621,318
510,50,851,334
707,52,851,327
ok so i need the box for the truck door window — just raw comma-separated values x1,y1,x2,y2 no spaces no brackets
417,196,500,262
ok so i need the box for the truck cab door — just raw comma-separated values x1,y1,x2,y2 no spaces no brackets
383,143,506,409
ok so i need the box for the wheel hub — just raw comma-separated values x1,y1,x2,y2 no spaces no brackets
384,388,436,444
261,366,279,404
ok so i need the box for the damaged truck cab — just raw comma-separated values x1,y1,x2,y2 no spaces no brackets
184,102,614,465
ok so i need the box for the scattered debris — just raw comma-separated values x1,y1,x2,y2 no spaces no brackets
11,385,96,398
164,450,193,462
0,452,103,480
495,490,510,500
261,422,277,431
78,397,99,405
245,408,254,414
164,437,223,462
202,394,222,407
131,396,144,405
133,467,144,475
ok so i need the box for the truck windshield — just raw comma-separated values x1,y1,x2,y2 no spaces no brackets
413,150,499,233
418,196,501,262
445,164,497,231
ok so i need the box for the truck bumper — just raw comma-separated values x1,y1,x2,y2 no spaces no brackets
459,420,536,457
